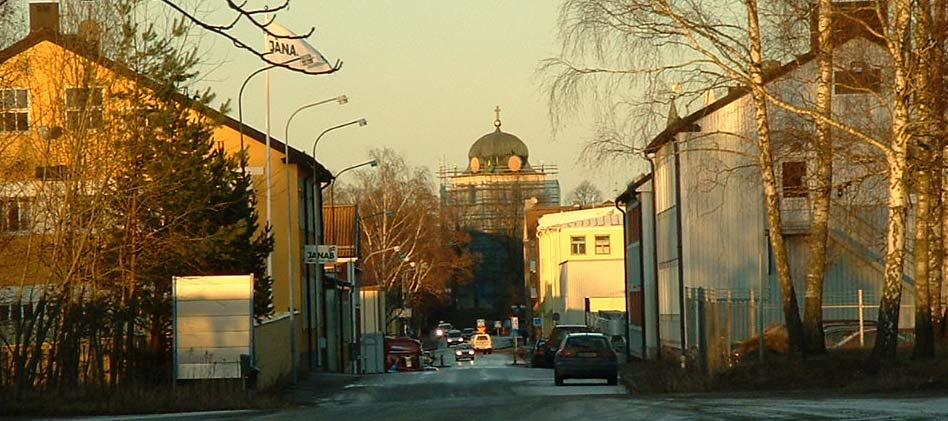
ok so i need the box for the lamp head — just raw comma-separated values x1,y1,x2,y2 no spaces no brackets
393,245,401,253
369,160,379,167
385,210,394,217
358,118,368,127
337,95,349,105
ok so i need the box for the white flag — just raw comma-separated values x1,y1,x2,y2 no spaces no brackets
264,21,335,73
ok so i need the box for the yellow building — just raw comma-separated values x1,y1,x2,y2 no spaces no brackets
536,206,625,332
0,6,331,369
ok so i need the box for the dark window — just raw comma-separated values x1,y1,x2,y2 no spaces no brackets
565,335,611,350
570,236,586,255
595,235,611,254
22,304,32,320
782,161,807,198
0,198,31,232
835,63,882,95
65,87,104,130
0,304,9,321
34,165,69,180
0,88,29,132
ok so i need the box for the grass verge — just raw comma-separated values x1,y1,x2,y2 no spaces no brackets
621,349,948,395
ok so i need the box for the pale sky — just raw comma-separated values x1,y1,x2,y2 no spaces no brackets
189,1,644,200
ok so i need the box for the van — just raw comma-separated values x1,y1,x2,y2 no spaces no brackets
471,333,493,354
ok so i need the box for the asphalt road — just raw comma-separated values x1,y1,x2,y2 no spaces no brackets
66,346,948,420
250,348,948,420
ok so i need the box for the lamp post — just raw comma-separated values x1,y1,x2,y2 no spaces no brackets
310,118,367,369
236,54,310,314
282,95,348,383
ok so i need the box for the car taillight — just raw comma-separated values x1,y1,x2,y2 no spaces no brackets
560,347,575,357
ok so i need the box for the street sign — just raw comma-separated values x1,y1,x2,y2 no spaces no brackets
533,317,542,326
305,244,338,264
552,312,560,321
511,316,519,331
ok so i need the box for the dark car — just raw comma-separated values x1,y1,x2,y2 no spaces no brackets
538,324,593,368
454,343,476,361
446,329,464,346
530,338,548,367
461,327,475,340
554,332,618,386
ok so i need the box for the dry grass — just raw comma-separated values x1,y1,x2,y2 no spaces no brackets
0,380,288,417
622,349,948,395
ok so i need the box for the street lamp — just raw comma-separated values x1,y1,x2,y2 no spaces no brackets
237,55,311,166
281,95,348,383
329,159,378,229
309,118,367,369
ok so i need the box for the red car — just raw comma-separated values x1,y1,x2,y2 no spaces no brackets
384,336,424,372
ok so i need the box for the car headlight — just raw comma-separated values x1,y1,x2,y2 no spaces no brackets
436,329,443,336
456,351,462,355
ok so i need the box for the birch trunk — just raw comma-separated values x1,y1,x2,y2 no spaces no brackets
872,0,912,362
912,0,936,358
803,0,834,355
747,0,805,355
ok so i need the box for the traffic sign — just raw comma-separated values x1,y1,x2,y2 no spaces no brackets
552,312,560,321
533,317,542,326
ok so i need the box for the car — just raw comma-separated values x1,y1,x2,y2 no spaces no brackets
454,343,476,361
384,336,425,372
461,327,475,340
538,324,593,368
553,332,618,386
434,322,454,338
530,338,548,367
446,329,464,346
471,333,493,354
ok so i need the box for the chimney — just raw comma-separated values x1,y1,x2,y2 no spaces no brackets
809,1,886,52
29,2,60,34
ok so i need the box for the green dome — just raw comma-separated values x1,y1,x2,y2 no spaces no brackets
468,127,529,161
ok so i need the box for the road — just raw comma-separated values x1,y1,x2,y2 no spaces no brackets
246,347,948,420
68,346,948,420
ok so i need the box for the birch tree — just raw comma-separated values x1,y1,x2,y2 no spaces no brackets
545,0,807,355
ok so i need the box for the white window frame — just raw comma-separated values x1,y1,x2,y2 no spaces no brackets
0,88,30,133
594,235,611,255
570,235,586,255
65,86,104,130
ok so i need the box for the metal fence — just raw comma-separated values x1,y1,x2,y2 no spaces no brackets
682,287,917,373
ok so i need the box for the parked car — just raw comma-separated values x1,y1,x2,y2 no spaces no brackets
446,329,464,346
538,324,592,368
384,336,424,372
530,338,548,367
472,333,493,354
553,332,618,386
454,343,476,361
462,327,475,340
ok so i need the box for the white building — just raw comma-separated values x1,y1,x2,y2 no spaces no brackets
536,206,626,334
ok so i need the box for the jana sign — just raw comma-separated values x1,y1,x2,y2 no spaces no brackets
305,245,338,264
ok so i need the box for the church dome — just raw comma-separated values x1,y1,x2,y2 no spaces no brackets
467,107,530,173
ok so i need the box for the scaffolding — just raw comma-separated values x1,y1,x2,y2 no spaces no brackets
439,163,560,235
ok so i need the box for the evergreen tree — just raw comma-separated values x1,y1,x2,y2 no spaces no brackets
101,3,272,381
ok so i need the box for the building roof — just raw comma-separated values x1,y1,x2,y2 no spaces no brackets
469,127,529,161
537,205,622,231
644,25,885,155
0,29,333,182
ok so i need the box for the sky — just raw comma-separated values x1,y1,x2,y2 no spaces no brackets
185,1,645,200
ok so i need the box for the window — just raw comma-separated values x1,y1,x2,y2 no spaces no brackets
595,235,611,255
570,235,586,255
835,62,882,95
65,87,104,130
34,165,69,180
0,304,8,321
782,161,807,198
0,88,29,132
0,198,32,233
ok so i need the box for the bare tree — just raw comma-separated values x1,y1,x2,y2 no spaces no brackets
566,180,604,206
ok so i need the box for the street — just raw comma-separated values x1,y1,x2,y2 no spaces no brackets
249,348,948,420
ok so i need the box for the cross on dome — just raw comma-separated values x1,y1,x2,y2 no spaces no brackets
494,105,502,128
